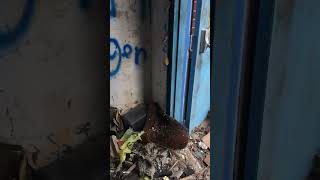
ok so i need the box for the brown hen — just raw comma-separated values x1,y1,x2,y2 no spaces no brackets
142,102,189,149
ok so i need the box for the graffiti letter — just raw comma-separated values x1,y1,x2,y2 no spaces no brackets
110,0,116,18
134,47,147,65
110,38,148,77
110,38,122,78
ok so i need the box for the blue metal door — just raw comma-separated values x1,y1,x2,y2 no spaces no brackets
167,0,193,125
185,0,211,132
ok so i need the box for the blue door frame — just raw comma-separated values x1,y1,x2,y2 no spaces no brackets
166,0,193,125
243,0,274,179
211,0,251,179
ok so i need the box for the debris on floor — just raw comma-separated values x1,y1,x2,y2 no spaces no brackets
116,129,144,171
110,106,125,138
203,155,210,167
110,105,211,180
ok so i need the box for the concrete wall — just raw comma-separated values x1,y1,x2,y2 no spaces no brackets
258,0,320,179
110,0,151,111
0,0,106,168
110,0,169,111
150,0,170,110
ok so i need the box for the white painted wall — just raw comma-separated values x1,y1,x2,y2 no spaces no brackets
110,0,168,111
110,0,151,111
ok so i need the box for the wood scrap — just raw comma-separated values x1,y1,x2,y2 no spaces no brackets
202,132,210,148
111,135,120,154
203,154,210,166
123,163,136,175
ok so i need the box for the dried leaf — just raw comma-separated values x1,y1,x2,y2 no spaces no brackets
116,131,144,171
120,128,134,141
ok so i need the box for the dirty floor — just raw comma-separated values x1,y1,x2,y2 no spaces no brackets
110,106,211,180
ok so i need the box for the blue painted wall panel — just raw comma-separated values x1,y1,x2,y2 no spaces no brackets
211,0,240,179
258,0,320,179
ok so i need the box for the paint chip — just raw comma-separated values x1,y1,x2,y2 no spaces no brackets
163,57,169,66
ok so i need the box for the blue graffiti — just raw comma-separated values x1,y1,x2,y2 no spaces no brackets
110,38,147,78
134,47,146,65
0,0,90,50
110,38,122,77
0,0,35,49
110,0,116,17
